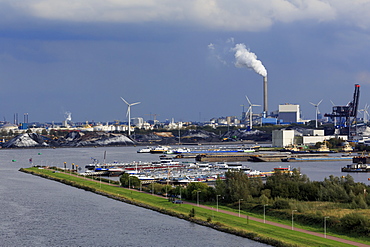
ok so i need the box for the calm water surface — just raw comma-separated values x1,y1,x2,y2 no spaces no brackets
0,147,270,247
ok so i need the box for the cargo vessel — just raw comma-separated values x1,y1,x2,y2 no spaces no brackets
342,156,370,172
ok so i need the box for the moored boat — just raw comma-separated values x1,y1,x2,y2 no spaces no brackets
342,155,370,172
137,146,153,153
341,142,354,152
310,142,336,153
150,146,170,153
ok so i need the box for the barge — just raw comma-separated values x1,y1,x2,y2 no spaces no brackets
342,155,370,172
195,153,256,162
283,156,352,162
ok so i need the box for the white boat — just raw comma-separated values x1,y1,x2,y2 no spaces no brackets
164,147,191,154
137,147,153,153
197,163,212,170
237,147,256,153
132,174,156,181
173,148,191,153
341,142,354,152
150,146,170,153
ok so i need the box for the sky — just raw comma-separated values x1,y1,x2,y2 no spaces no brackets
1,1,370,124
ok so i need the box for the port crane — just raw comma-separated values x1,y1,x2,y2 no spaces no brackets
324,84,360,139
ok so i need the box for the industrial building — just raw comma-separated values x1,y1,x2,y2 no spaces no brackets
272,129,348,147
272,129,295,147
278,104,301,124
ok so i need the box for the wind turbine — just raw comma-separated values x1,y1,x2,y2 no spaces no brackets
309,99,323,129
359,103,370,124
246,96,261,130
121,97,141,136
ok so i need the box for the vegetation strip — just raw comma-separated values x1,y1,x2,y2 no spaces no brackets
20,167,367,247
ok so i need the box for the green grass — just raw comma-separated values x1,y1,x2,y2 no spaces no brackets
21,167,368,247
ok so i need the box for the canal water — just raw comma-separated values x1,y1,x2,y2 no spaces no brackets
0,146,270,247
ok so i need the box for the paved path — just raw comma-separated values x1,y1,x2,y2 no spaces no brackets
47,169,369,247
183,201,369,247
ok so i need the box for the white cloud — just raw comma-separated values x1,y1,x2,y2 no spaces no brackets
2,0,370,30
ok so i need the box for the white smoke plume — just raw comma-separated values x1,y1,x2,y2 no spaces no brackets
232,43,267,77
207,42,227,65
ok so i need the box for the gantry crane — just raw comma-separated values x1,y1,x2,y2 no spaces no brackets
324,84,360,139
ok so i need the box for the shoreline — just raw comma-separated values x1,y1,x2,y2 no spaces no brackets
19,167,282,246
19,167,369,247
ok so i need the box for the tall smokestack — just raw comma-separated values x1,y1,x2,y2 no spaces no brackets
232,43,268,118
263,76,268,118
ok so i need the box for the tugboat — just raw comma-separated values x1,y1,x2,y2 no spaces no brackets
341,142,354,152
310,141,336,153
281,144,308,153
342,155,370,172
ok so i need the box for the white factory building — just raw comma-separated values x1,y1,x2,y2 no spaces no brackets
278,104,301,123
272,129,295,147
272,129,348,147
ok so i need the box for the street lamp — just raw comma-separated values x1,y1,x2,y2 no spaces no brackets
216,195,221,212
238,199,244,217
263,204,268,223
324,216,329,238
197,191,201,206
292,210,297,230
128,175,131,189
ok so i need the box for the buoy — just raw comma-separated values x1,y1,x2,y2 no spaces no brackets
368,178,370,181
38,153,42,155
12,159,16,162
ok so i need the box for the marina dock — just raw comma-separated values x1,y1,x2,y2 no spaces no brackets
194,152,353,162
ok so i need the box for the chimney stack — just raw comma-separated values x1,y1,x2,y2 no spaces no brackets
263,76,268,118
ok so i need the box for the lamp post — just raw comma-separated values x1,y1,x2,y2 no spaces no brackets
128,175,131,189
292,210,297,230
263,204,268,223
324,216,329,238
238,199,244,217
197,191,201,206
216,195,221,212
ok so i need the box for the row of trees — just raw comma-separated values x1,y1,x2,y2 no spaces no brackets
119,169,370,236
120,169,370,207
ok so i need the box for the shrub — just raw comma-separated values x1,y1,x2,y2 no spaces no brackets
272,199,291,209
339,213,370,236
189,208,195,218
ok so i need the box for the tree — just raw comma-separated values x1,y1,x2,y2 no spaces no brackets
119,173,141,188
216,170,254,203
185,182,209,201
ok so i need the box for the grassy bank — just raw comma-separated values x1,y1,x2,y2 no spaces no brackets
20,167,366,247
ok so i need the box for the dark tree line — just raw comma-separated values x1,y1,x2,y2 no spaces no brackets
121,169,370,209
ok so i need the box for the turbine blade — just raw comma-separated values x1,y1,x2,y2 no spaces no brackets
317,99,323,106
120,97,129,105
130,102,141,106
309,102,316,106
245,96,252,105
